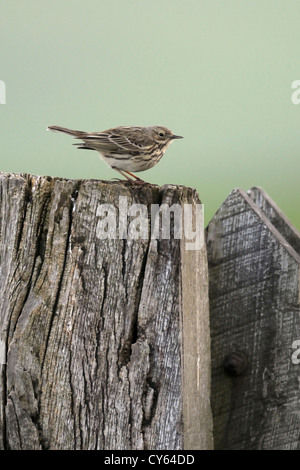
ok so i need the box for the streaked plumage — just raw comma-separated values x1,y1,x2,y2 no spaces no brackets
47,125,183,182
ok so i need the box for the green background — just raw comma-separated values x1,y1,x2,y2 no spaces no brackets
1,0,300,230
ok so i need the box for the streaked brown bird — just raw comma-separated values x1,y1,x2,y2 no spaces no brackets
47,125,183,182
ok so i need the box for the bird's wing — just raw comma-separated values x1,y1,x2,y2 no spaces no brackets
108,132,152,151
80,129,152,152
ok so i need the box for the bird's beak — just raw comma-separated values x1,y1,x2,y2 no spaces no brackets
171,134,183,139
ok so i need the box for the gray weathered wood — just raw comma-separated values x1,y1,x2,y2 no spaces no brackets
0,171,212,450
247,186,300,255
206,188,300,450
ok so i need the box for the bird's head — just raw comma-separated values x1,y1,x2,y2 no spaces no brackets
151,126,183,142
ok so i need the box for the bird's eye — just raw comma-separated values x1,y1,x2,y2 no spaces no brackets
158,132,165,137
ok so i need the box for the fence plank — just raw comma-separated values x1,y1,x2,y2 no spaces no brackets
206,188,300,450
0,172,212,450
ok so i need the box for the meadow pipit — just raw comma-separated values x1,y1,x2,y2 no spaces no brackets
47,125,183,182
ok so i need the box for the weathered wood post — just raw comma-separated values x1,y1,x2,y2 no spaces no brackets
0,172,213,450
206,188,300,450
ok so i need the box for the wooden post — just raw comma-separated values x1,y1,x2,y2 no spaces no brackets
206,188,300,450
0,172,213,450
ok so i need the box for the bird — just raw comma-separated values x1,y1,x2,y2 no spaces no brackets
47,125,183,182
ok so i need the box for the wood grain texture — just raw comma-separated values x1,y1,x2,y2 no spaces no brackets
0,172,212,450
247,187,300,256
206,188,300,450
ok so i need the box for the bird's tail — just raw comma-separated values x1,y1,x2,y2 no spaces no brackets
47,125,85,137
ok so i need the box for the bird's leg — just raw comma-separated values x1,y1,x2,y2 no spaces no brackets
112,167,146,184
112,167,135,182
124,171,146,183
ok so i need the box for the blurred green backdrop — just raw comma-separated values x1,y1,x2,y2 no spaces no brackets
1,0,300,229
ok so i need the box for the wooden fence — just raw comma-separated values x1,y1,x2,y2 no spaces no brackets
0,172,299,450
0,172,212,450
207,187,300,450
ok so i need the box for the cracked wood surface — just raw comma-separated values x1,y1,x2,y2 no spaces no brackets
0,172,212,450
